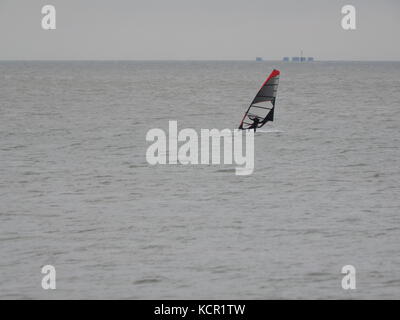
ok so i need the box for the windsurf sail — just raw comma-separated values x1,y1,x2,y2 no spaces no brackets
238,69,280,130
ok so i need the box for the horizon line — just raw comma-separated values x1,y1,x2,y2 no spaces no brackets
1,59,400,62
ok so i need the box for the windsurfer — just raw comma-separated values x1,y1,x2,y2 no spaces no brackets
248,116,260,132
237,69,280,131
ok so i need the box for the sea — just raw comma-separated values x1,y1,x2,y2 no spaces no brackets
0,61,399,299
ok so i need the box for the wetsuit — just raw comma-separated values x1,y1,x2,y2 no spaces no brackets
248,117,260,132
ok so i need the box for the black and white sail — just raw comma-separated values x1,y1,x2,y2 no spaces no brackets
239,69,280,130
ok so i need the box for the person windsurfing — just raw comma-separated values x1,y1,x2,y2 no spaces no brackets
238,69,280,131
248,116,260,132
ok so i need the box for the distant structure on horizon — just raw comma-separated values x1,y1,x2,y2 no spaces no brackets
284,50,314,62
255,57,263,62
283,56,315,62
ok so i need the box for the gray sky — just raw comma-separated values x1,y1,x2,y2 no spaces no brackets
0,0,399,60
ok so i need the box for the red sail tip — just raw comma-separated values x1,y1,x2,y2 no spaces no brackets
261,69,280,87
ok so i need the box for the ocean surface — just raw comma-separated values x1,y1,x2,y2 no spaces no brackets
0,61,399,299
